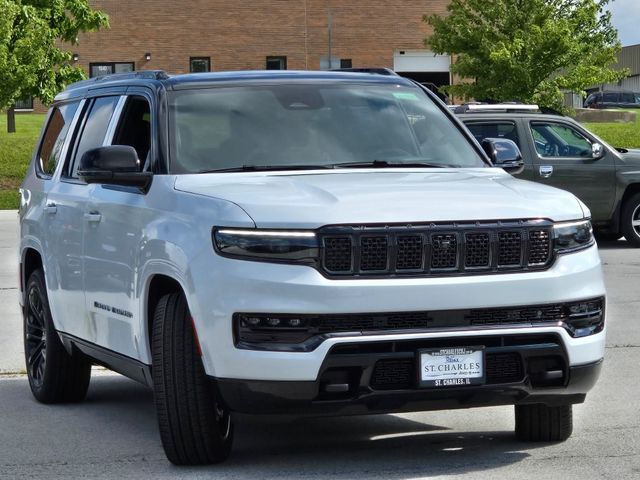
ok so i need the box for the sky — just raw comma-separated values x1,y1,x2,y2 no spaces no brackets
607,0,640,46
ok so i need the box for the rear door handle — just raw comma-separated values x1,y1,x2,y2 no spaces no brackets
84,212,102,223
44,203,57,214
539,165,554,178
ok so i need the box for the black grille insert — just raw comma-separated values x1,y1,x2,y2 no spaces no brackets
431,233,458,269
465,232,491,267
320,220,553,278
324,237,352,272
486,353,523,384
360,236,388,271
396,235,424,270
529,230,551,265
371,359,414,390
498,231,522,266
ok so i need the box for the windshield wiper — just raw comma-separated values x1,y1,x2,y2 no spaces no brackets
200,164,336,173
332,160,449,169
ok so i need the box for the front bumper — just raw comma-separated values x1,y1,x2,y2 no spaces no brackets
189,243,606,381
215,356,603,415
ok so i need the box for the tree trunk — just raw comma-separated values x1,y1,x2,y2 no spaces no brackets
7,106,16,133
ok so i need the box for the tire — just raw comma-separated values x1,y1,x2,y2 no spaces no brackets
514,404,573,442
621,192,640,247
23,269,91,403
152,292,233,465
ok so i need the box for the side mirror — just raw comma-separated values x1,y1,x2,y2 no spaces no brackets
592,142,605,159
78,145,152,191
481,138,524,175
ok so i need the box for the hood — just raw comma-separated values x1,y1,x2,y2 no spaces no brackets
174,168,585,228
618,148,640,166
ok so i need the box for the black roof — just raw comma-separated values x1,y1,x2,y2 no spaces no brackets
54,69,415,102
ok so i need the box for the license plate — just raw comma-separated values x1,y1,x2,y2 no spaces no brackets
418,346,485,387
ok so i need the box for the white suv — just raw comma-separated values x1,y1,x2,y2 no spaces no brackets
19,70,606,465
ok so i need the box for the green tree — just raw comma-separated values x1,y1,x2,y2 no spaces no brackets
425,0,627,110
0,0,108,132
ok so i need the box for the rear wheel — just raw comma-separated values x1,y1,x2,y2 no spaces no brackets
514,404,573,442
621,193,640,247
152,292,233,465
24,269,91,403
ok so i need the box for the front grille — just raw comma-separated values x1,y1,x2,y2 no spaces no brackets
485,353,523,384
528,230,551,265
320,220,552,278
498,231,522,266
431,233,458,269
396,235,423,270
465,232,491,267
360,236,388,271
316,312,432,333
324,237,352,272
371,359,414,390
465,304,565,326
369,352,524,390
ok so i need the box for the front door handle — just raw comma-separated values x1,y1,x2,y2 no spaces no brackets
539,165,554,178
44,203,57,214
84,212,102,223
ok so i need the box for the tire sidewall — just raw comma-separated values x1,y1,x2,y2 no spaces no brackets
622,193,640,247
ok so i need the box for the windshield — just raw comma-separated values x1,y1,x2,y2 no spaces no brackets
168,83,486,173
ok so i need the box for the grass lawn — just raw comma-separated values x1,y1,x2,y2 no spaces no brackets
583,114,640,149
0,110,639,209
0,113,45,209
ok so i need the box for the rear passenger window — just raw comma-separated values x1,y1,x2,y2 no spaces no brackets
111,96,152,168
67,96,120,178
464,122,521,149
37,102,80,177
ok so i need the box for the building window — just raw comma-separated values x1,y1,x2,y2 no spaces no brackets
190,57,211,73
89,62,135,78
340,59,353,69
266,56,287,70
14,97,34,110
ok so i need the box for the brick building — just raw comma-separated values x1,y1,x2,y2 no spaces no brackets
20,1,453,111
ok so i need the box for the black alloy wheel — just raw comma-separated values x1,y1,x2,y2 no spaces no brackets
23,269,91,403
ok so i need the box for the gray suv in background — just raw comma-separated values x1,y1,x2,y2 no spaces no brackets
457,105,640,246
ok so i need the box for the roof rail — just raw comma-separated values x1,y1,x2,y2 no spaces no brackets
92,70,170,82
329,67,398,76
66,70,170,90
453,103,540,114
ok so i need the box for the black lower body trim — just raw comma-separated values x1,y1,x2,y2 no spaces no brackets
215,360,602,415
58,332,153,387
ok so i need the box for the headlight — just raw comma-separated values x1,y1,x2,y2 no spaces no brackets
213,228,319,263
553,220,594,253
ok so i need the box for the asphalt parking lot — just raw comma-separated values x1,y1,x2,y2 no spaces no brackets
1,210,639,479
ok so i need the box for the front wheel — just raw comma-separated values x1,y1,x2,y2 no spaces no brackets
514,404,573,442
152,292,233,465
24,269,91,403
621,193,640,247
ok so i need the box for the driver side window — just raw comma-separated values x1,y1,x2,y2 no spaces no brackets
530,122,592,158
